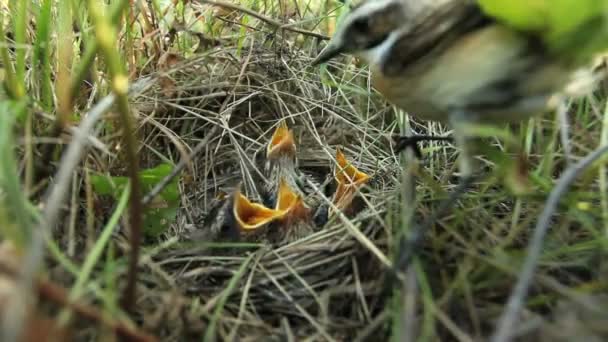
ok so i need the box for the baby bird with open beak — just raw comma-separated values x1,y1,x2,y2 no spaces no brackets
202,185,289,242
266,178,316,244
194,181,320,245
264,121,327,229
330,148,371,218
265,121,306,201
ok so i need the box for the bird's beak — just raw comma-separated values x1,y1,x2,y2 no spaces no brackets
233,189,285,230
267,121,296,159
276,178,309,222
311,41,345,66
333,148,370,210
335,148,370,187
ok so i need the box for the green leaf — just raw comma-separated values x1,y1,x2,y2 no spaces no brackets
477,0,547,31
90,174,128,197
91,163,181,238
477,0,604,34
143,206,179,238
477,0,608,63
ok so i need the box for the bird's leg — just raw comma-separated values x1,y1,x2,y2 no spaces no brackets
441,110,480,207
393,110,478,275
394,134,453,158
393,175,475,275
450,111,477,180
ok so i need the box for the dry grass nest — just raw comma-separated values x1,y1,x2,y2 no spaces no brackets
114,41,408,340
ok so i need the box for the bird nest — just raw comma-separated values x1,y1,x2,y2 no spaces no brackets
127,42,405,340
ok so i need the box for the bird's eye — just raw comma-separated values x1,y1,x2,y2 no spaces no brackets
353,18,369,32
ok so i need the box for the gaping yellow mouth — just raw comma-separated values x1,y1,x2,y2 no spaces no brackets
276,178,309,221
233,190,285,230
335,148,370,187
267,121,296,159
333,148,370,210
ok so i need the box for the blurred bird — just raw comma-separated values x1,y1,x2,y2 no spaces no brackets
313,0,608,275
312,0,608,179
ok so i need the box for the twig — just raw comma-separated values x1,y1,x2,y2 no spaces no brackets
88,3,145,314
1,78,151,342
0,263,157,342
491,145,608,342
214,15,272,36
198,0,329,40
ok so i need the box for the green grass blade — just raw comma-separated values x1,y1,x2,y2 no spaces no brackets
33,0,54,110
0,100,34,246
56,0,74,121
0,11,19,99
10,0,27,98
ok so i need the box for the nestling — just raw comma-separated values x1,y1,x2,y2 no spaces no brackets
196,186,288,243
264,120,328,225
330,148,371,218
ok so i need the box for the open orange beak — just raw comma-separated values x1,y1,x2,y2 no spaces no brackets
267,121,296,160
233,189,285,231
332,148,370,210
275,178,310,222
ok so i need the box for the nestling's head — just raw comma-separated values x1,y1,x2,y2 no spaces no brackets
312,0,412,65
331,148,370,214
266,120,297,161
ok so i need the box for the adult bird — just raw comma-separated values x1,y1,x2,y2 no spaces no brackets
312,0,608,180
312,0,608,274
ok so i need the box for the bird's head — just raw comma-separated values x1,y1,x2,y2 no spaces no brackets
332,148,370,211
334,148,370,188
267,121,297,161
311,0,413,66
